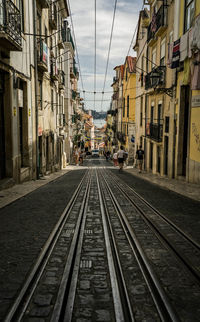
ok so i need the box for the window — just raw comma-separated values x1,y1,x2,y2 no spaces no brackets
165,116,169,133
151,105,154,123
140,136,143,147
185,0,195,32
38,80,42,109
127,96,129,117
123,98,125,117
160,38,166,66
127,124,129,135
152,47,156,70
140,96,143,127
126,69,128,81
141,55,144,87
158,103,162,123
51,89,54,111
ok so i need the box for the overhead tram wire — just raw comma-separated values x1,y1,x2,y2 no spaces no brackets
94,0,97,110
67,0,86,107
100,0,118,113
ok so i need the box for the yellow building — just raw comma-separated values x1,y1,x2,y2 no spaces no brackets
175,0,200,183
139,0,175,177
122,56,136,163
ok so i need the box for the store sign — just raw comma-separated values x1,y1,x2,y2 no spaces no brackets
192,95,200,107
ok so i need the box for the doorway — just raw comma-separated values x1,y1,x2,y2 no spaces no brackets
164,136,168,175
0,72,5,179
178,86,189,176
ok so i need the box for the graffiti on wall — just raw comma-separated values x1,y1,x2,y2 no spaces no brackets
190,107,200,162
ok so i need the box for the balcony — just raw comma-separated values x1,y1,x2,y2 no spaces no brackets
72,90,77,100
38,0,50,8
64,28,75,50
147,4,167,44
50,58,59,80
146,123,163,142
37,41,48,72
70,64,78,79
59,70,65,89
49,2,57,30
0,0,22,51
145,66,166,90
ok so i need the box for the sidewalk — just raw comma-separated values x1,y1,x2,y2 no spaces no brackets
124,166,200,202
0,168,74,209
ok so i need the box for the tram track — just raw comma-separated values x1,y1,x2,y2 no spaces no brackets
4,167,200,321
100,168,200,321
105,168,200,283
98,169,179,322
4,169,91,321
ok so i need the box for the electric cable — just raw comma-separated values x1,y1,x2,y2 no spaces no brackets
100,0,118,112
94,0,97,110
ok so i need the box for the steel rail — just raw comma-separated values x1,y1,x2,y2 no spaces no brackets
96,170,128,322
51,169,93,321
100,169,180,322
109,170,200,250
105,169,200,282
4,169,89,322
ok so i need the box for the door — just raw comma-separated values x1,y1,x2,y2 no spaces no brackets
164,136,168,175
182,87,189,176
0,73,5,179
157,146,161,173
150,142,153,170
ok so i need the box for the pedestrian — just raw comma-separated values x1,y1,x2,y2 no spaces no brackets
117,145,126,172
74,146,79,166
113,151,118,167
79,150,84,165
136,145,144,173
105,150,110,161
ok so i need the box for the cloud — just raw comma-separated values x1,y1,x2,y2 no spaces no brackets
69,0,142,111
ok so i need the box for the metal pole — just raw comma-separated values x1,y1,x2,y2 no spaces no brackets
32,0,39,179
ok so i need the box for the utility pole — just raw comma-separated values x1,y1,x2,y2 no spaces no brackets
32,0,39,179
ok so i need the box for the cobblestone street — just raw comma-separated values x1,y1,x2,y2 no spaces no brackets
0,158,200,320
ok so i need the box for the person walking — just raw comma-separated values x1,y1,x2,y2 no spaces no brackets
117,146,126,172
113,151,118,167
79,150,84,165
74,146,80,166
136,145,144,173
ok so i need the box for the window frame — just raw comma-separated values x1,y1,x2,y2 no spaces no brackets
127,95,129,117
184,0,195,32
160,37,166,66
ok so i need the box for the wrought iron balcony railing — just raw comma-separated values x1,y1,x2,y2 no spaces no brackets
147,4,167,43
50,57,59,79
67,28,75,50
38,0,50,8
145,66,166,90
0,0,22,50
146,122,163,142
49,2,57,29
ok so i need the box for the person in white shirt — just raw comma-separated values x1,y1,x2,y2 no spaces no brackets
117,146,126,172
113,151,118,167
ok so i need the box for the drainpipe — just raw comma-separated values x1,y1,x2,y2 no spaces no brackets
32,0,39,179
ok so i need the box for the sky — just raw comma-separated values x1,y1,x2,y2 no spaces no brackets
68,0,142,114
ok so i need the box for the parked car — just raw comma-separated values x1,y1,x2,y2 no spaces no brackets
91,149,100,157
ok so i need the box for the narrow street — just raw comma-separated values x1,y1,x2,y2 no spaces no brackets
0,157,200,321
